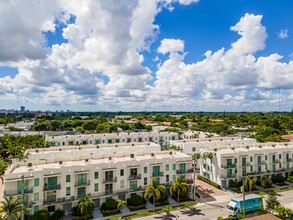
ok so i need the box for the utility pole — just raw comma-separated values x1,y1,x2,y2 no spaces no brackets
242,178,246,218
21,175,25,220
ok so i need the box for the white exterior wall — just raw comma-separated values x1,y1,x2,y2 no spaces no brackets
4,148,192,214
199,142,293,188
46,132,178,148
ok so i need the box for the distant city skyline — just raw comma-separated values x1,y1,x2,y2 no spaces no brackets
0,0,292,112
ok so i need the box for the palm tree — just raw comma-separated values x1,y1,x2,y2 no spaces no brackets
191,153,201,200
170,177,189,207
244,175,256,192
1,196,26,220
144,178,166,212
260,175,273,189
117,200,127,219
78,196,95,220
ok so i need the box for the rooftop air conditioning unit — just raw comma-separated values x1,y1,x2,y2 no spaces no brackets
79,147,81,150
109,157,112,160
96,145,99,148
35,149,39,153
130,154,134,158
151,153,155,157
85,159,89,162
147,143,150,145
169,151,173,155
231,147,235,150
115,145,118,147
28,163,32,167
272,145,275,147
59,161,63,164
214,148,217,151
246,146,249,149
132,144,134,146
59,148,62,151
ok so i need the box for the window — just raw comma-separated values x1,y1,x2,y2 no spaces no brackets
227,169,232,177
279,163,281,168
203,164,207,169
120,180,124,189
265,155,267,160
94,172,99,179
77,187,86,198
120,169,124,176
173,164,176,170
173,175,176,182
94,183,99,192
144,177,147,185
166,175,169,182
34,205,39,214
116,139,119,143
166,165,169,171
66,175,70,182
192,147,196,152
66,187,71,196
250,165,253,172
235,168,237,173
265,164,267,170
279,154,282,159
78,174,87,185
34,178,39,186
108,140,112,144
34,193,39,201
250,157,253,162
144,167,147,173
48,205,55,212
258,166,261,172
234,158,237,163
287,163,289,169
130,181,137,190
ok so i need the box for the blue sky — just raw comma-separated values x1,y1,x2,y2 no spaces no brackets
0,0,292,111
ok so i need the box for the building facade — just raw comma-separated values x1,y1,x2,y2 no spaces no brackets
199,142,293,188
46,132,178,148
4,143,193,214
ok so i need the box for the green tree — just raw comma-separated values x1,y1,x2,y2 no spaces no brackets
275,206,293,219
266,191,280,212
170,176,189,207
191,153,201,200
144,178,166,212
78,196,95,220
260,175,273,189
1,196,27,220
244,175,256,192
117,200,127,219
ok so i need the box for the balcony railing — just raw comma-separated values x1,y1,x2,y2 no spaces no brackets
241,162,251,167
74,180,91,187
44,184,61,191
129,174,141,180
257,161,266,165
272,159,280,163
24,203,33,208
43,199,57,205
4,187,33,196
287,158,293,162
102,177,117,183
221,164,236,169
176,168,194,174
152,171,164,177
221,174,237,179
105,190,113,195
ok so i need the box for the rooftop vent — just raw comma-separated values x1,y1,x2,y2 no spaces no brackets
85,159,89,162
231,147,235,150
147,143,150,145
35,149,39,153
132,144,134,146
209,139,211,142
169,151,173,155
66,136,68,138
246,146,249,149
96,145,99,148
232,138,234,140
214,148,217,152
115,145,118,147
92,135,94,137
52,137,54,139
59,148,62,151
59,161,63,164
151,152,155,157
259,146,262,148
241,137,244,139
220,139,223,141
79,147,81,150
284,143,288,146
196,140,199,142
130,154,134,158
28,163,32,167
109,157,112,160
183,141,186,143
272,144,275,147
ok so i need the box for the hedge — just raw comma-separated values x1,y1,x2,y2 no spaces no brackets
128,204,146,211
101,207,120,216
72,215,93,220
197,175,221,189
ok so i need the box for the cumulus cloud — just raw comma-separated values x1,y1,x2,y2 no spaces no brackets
278,29,289,39
157,39,185,55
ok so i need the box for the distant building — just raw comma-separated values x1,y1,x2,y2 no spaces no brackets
20,106,25,112
6,121,34,130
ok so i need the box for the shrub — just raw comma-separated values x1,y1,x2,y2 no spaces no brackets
217,217,224,220
105,199,118,210
149,192,169,205
272,174,285,184
228,180,242,188
127,195,145,206
49,209,64,220
72,215,93,220
197,175,221,189
32,210,50,220
287,176,293,183
236,213,245,219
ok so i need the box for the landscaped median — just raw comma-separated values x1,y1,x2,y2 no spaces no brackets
109,201,199,220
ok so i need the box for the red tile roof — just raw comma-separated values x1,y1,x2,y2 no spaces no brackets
281,134,293,140
246,214,281,220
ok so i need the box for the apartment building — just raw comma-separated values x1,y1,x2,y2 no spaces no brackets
171,137,256,154
4,143,193,214
46,132,178,148
199,142,293,188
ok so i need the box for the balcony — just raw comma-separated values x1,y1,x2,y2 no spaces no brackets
102,177,117,183
74,180,91,187
176,168,194,174
221,174,237,179
43,199,57,205
272,159,281,163
44,184,61,191
129,174,141,180
105,190,113,195
152,171,164,177
221,164,236,169
257,161,266,165
186,179,194,184
287,158,293,162
241,162,251,167
44,196,76,205
4,187,33,196
24,203,33,208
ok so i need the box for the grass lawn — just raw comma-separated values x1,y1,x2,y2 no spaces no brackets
229,187,241,193
257,186,293,195
274,182,288,186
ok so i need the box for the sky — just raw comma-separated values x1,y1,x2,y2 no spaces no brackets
0,0,293,112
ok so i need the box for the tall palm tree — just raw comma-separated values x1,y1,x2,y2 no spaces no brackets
244,175,256,192
1,196,27,220
78,196,95,220
170,177,189,207
144,178,166,212
260,175,273,189
191,153,201,200
117,200,127,219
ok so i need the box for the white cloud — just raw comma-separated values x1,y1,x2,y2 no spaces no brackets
157,39,185,55
278,29,289,39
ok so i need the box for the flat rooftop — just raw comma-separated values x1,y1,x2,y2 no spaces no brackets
172,137,255,143
46,131,177,140
8,151,191,174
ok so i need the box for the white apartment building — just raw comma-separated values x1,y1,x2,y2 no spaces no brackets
4,143,193,215
46,132,178,148
170,137,256,155
199,142,293,188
